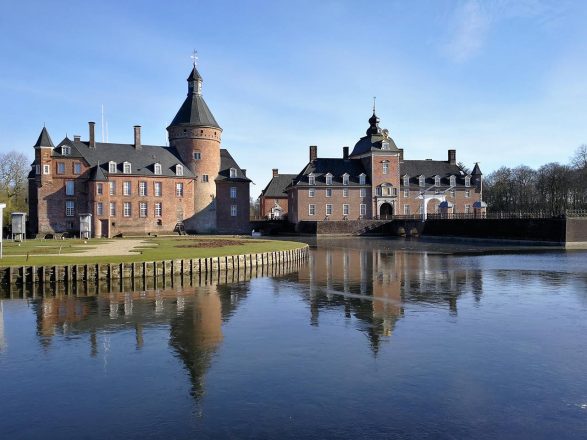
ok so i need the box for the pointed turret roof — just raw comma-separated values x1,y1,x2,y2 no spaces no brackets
471,162,482,175
33,127,55,148
168,67,220,129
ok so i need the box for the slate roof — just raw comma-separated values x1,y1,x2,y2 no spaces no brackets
260,174,297,198
169,67,220,128
471,162,483,175
350,113,400,156
216,149,251,182
290,158,369,187
400,160,467,186
33,127,55,148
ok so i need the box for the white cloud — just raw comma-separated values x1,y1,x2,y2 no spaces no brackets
443,0,491,62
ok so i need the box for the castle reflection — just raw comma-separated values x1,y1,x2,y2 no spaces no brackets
27,245,484,399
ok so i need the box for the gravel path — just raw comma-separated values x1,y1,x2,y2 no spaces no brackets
74,239,155,256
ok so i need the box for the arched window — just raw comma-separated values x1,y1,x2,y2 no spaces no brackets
465,175,471,187
434,175,441,186
154,163,162,175
230,168,237,178
419,175,425,187
108,161,117,173
308,173,315,185
325,173,333,185
403,175,409,187
342,173,349,185
176,164,184,176
450,175,456,187
123,162,132,174
359,173,366,185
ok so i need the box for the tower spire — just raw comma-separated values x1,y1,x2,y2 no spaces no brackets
373,96,376,114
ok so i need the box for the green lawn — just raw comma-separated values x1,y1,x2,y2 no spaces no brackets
0,236,305,267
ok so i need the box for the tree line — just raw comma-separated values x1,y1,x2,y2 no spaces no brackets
0,151,29,224
483,145,587,214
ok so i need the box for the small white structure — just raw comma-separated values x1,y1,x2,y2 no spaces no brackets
79,213,92,239
11,212,26,242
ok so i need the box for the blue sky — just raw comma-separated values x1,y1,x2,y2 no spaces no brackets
1,0,586,195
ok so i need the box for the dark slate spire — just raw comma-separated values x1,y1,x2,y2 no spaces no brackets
472,162,482,175
169,67,220,128
33,126,55,148
366,111,381,136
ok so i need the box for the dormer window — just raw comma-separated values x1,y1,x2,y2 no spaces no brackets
382,141,390,150
419,175,425,187
108,161,117,173
325,173,333,185
61,146,71,156
154,163,162,175
230,168,237,178
434,175,441,187
465,175,471,187
359,173,366,185
450,175,456,187
176,164,184,176
342,173,349,185
403,175,409,187
308,174,315,185
123,162,131,174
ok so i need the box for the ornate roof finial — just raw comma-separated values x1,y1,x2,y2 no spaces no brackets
373,96,376,114
191,49,198,68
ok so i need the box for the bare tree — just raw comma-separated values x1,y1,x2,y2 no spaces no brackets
0,151,30,223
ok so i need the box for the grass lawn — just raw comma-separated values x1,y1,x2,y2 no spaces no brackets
0,236,305,267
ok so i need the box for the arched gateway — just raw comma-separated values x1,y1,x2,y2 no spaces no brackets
379,202,393,219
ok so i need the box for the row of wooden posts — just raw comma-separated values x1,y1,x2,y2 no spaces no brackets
0,246,309,286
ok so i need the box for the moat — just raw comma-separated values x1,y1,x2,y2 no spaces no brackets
1,238,586,439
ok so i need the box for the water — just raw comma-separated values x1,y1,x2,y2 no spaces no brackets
1,238,586,439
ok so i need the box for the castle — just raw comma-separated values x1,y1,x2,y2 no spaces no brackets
260,111,485,223
28,66,251,237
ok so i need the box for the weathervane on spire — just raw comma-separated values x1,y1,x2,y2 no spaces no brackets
191,49,198,67
373,96,376,114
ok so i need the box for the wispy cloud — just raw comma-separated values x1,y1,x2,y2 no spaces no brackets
443,0,491,62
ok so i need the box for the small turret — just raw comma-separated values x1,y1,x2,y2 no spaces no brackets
33,127,55,149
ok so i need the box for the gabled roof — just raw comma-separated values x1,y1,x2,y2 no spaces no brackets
33,127,55,148
216,149,251,182
260,174,297,198
52,137,84,158
290,158,369,187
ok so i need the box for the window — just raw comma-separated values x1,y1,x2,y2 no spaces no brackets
343,204,349,216
123,181,131,196
360,188,366,198
123,162,131,174
360,204,366,216
465,190,471,198
65,201,75,217
43,164,50,175
326,188,332,197
404,189,409,197
139,181,147,196
176,164,183,176
309,188,315,198
176,183,184,197
404,204,410,215
154,163,162,175
230,205,237,216
109,181,116,195
308,174,315,185
382,141,390,150
109,161,117,173
74,163,81,174
434,175,441,186
57,162,65,174
194,152,201,160
35,164,40,175
450,190,456,198
419,176,425,187
382,162,389,175
123,202,131,217
202,174,209,182
403,175,409,187
465,204,471,214
154,182,162,197
376,187,382,197
308,204,316,216
139,202,147,217
343,188,349,197
465,176,471,187
65,181,74,196
155,203,162,217
96,202,103,216
450,175,456,187
110,202,116,217
342,174,349,185
230,187,237,199
325,174,333,185
230,168,237,178
359,174,366,185
326,204,332,216
61,146,71,155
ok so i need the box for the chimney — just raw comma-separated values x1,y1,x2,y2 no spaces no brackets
134,125,142,149
272,168,279,177
242,169,247,177
399,148,404,161
309,145,317,162
89,122,96,149
448,149,456,165
343,146,349,160
74,135,80,142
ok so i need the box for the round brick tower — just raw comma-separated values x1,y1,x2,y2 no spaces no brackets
167,66,222,232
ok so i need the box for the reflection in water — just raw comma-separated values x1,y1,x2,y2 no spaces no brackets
0,301,5,352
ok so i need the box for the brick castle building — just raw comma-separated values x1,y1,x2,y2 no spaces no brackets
258,169,296,219
279,111,484,223
28,66,251,237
